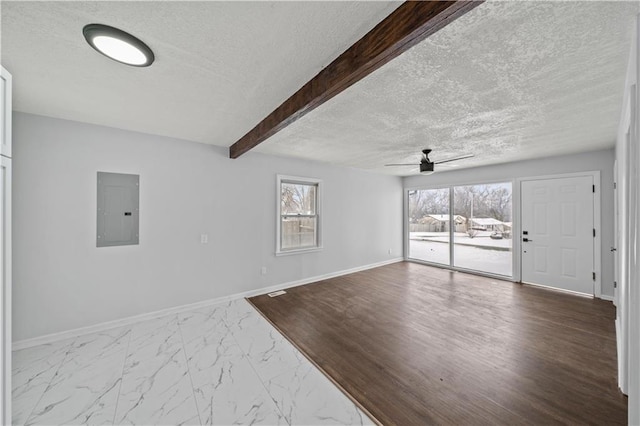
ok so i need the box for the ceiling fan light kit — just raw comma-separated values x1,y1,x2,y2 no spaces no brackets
420,159,435,175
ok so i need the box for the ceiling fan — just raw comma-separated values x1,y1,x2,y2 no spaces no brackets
385,149,474,174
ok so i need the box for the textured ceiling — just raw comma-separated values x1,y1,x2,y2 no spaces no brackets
256,1,640,175
1,1,638,176
0,1,400,145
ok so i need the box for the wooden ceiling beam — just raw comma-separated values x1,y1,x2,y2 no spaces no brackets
229,1,483,158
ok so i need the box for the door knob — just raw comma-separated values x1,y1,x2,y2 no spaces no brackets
611,247,617,252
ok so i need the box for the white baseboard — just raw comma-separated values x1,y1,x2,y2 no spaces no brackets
13,257,403,351
599,294,615,302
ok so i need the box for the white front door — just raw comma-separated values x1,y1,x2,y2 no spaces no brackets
521,176,594,295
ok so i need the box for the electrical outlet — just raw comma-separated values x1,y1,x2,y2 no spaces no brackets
200,234,208,244
388,248,392,254
261,266,267,275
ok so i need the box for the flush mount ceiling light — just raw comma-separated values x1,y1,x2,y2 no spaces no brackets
83,24,154,67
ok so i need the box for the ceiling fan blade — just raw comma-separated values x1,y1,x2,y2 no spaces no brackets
384,163,420,167
434,153,474,164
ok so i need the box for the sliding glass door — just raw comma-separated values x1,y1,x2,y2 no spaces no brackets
408,188,450,265
407,182,513,277
453,183,512,276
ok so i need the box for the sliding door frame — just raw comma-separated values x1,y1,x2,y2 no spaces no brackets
404,179,516,282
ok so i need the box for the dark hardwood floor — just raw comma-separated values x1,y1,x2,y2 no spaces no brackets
248,261,627,425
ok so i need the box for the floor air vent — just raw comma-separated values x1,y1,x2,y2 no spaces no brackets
268,290,287,298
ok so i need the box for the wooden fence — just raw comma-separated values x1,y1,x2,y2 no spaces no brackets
282,217,316,249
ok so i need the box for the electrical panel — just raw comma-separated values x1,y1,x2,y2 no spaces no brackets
97,172,139,247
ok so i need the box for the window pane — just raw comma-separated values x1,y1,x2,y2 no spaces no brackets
453,183,512,276
281,183,316,215
281,216,317,250
408,188,450,265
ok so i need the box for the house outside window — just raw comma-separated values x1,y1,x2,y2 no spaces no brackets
277,175,322,255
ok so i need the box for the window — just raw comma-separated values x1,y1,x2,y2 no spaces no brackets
407,182,513,277
277,175,322,255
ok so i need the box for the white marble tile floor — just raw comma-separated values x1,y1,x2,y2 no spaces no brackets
12,299,374,426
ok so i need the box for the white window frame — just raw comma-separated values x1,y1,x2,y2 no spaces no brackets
276,174,323,256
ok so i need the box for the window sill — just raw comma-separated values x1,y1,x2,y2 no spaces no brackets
276,246,323,256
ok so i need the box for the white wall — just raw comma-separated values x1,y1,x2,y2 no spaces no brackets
404,149,616,297
614,15,637,399
616,14,640,425
12,113,403,341
632,15,640,423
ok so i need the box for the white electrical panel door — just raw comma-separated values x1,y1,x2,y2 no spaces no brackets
97,172,139,247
